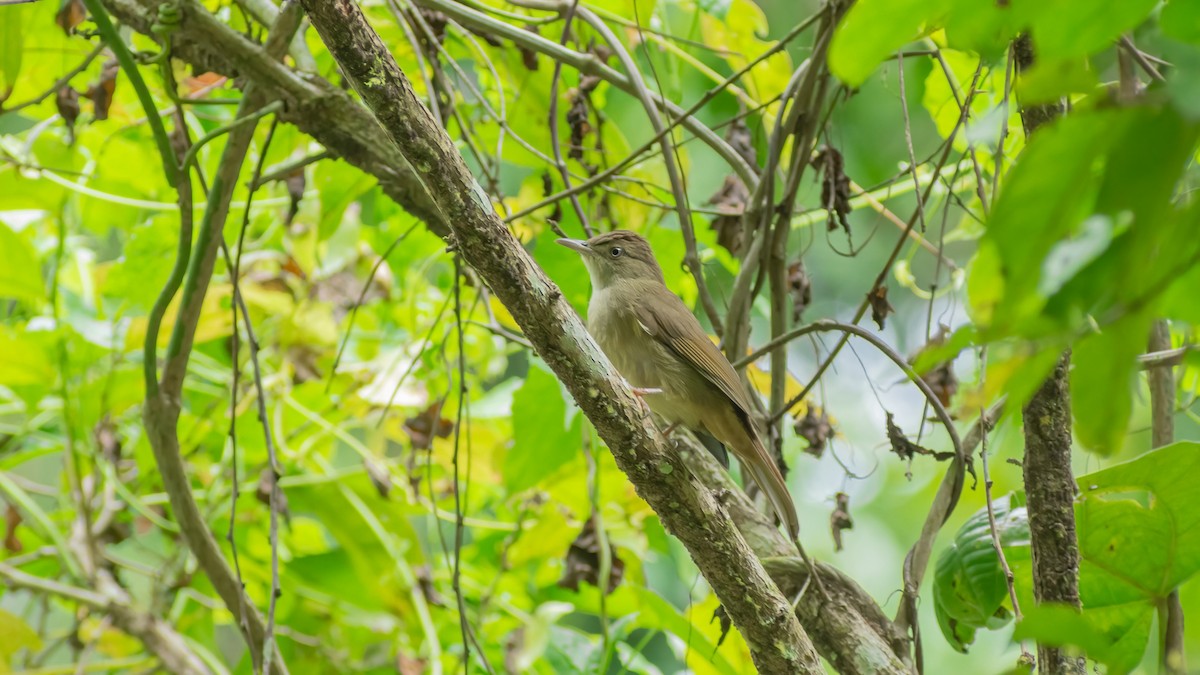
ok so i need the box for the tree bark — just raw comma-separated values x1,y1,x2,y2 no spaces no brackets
1013,40,1084,675
1013,34,1086,675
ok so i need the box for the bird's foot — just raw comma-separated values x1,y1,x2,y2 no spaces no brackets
627,385,661,417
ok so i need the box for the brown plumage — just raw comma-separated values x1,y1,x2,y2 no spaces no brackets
557,230,800,538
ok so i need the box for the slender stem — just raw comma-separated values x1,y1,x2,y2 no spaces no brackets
502,11,818,226
415,0,758,188
545,0,591,238
575,5,723,334
1149,321,1185,674
179,101,284,176
977,348,1022,621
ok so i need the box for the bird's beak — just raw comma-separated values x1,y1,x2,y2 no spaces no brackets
556,238,592,255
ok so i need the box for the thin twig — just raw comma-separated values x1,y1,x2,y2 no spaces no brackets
773,64,986,424
1149,321,1186,674
977,349,1022,622
1119,35,1165,82
5,44,106,113
574,4,724,334
250,150,330,189
545,0,590,238
327,221,423,389
896,52,929,232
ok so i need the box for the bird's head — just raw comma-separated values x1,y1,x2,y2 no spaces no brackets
556,230,666,290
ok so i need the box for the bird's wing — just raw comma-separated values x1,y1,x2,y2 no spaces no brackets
634,286,753,417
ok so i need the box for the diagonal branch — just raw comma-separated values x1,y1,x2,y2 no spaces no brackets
295,1,822,671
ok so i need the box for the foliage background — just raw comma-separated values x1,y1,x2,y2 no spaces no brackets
1,0,1199,673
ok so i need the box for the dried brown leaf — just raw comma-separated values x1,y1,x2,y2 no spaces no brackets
4,503,22,553
55,0,87,35
725,117,757,167
911,324,959,408
830,491,853,552
885,412,954,466
816,146,851,234
404,400,453,451
519,25,540,70
794,407,833,458
558,516,624,594
414,564,447,607
365,457,392,499
707,175,749,256
93,415,121,464
566,95,590,162
56,86,80,144
284,168,306,227
396,653,426,675
255,467,292,523
86,58,119,121
184,72,225,94
867,284,894,330
787,259,812,322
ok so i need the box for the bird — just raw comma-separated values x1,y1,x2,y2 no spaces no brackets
557,230,800,539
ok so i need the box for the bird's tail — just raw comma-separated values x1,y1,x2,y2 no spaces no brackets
740,435,800,539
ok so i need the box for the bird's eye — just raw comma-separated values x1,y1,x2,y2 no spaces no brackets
610,247,623,258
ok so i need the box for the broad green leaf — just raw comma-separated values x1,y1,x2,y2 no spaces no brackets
1077,442,1200,597
934,495,1030,652
939,444,1200,670
0,608,41,663
510,601,577,671
967,109,1126,332
970,105,1199,336
1013,604,1150,675
1029,0,1158,60
1162,0,1200,44
829,0,951,87
0,220,44,304
1069,310,1154,455
700,0,793,109
0,325,55,387
922,49,981,141
1015,58,1100,105
505,363,583,492
0,6,24,97
941,0,1029,58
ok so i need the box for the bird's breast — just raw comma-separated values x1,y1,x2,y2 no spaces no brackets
587,290,709,428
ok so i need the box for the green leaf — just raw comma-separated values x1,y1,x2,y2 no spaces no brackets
941,0,1029,58
967,109,1126,332
1077,442,1200,598
1069,310,1154,455
1162,0,1200,45
1015,58,1100,105
0,220,44,304
970,105,1200,336
0,6,24,97
1030,0,1158,60
829,0,951,87
933,495,1030,652
0,325,55,388
1009,442,1200,672
1013,604,1150,675
505,363,583,492
0,608,41,662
